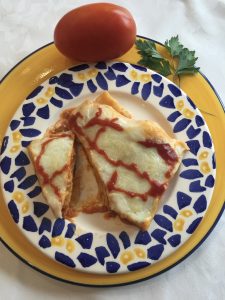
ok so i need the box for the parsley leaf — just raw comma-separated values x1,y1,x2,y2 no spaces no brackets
176,48,200,75
135,40,171,76
135,40,163,59
165,35,184,57
135,35,200,83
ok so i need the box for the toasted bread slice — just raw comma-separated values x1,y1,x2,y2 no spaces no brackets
71,142,106,213
66,92,188,230
28,132,75,218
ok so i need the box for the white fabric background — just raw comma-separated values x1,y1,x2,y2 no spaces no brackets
0,0,225,299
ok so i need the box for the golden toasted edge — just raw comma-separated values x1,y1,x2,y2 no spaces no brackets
73,201,108,214
94,91,133,118
138,197,160,231
141,119,188,149
112,197,160,231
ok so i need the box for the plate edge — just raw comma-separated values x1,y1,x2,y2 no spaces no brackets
0,36,224,287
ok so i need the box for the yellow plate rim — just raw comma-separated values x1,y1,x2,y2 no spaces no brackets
0,36,224,287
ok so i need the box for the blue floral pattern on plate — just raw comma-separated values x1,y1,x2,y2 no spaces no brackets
0,62,216,274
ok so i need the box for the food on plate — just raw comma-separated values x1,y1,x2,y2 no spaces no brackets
28,132,75,218
54,3,136,61
28,92,188,229
52,92,188,229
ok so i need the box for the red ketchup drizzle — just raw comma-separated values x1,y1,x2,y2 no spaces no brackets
138,140,179,179
69,107,169,200
107,171,161,201
34,135,70,199
138,140,178,165
84,108,123,131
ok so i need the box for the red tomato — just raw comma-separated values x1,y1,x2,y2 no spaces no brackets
54,3,136,61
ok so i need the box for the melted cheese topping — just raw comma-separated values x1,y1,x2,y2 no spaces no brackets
96,128,168,183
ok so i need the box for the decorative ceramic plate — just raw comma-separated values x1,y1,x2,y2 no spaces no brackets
0,37,224,286
0,60,216,274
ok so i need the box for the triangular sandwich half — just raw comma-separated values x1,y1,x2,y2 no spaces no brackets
64,92,188,230
28,132,75,218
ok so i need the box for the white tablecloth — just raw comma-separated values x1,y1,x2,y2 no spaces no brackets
0,0,225,299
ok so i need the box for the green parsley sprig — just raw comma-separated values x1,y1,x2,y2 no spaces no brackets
136,35,200,84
